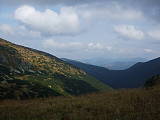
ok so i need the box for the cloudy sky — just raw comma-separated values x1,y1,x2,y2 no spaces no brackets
0,0,160,60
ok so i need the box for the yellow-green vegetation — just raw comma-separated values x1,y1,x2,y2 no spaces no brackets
0,38,111,99
0,86,159,120
0,38,85,76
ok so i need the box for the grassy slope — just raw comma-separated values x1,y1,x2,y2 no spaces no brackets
0,38,111,98
0,86,159,120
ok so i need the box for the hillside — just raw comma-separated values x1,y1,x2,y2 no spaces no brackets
62,58,160,88
0,38,111,99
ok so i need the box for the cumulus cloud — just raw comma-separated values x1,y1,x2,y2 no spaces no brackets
0,24,41,38
14,5,80,36
114,25,144,40
88,43,112,50
43,39,83,50
0,24,14,35
148,30,160,40
1,0,160,59
2,0,160,21
43,39,112,52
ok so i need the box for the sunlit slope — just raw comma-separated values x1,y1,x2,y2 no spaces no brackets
0,38,111,99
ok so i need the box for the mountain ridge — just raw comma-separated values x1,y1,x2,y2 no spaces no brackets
62,57,160,88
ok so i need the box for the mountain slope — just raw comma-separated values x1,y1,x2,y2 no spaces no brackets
0,38,111,99
62,58,160,88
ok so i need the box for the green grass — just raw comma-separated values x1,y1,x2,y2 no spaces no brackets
19,74,107,96
0,86,159,120
81,75,112,91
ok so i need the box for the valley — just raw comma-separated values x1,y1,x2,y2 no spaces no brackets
63,58,160,88
0,38,160,120
1,0,160,119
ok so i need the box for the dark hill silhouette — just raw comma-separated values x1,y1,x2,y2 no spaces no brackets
62,57,160,88
144,75,160,87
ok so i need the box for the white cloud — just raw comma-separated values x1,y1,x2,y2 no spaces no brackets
43,39,83,49
148,30,160,40
0,24,14,35
43,39,112,52
14,5,80,36
18,26,41,38
88,43,112,50
0,24,41,38
144,49,153,53
78,3,143,21
88,43,104,50
114,25,144,40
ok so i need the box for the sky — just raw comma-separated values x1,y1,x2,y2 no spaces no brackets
0,0,160,61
